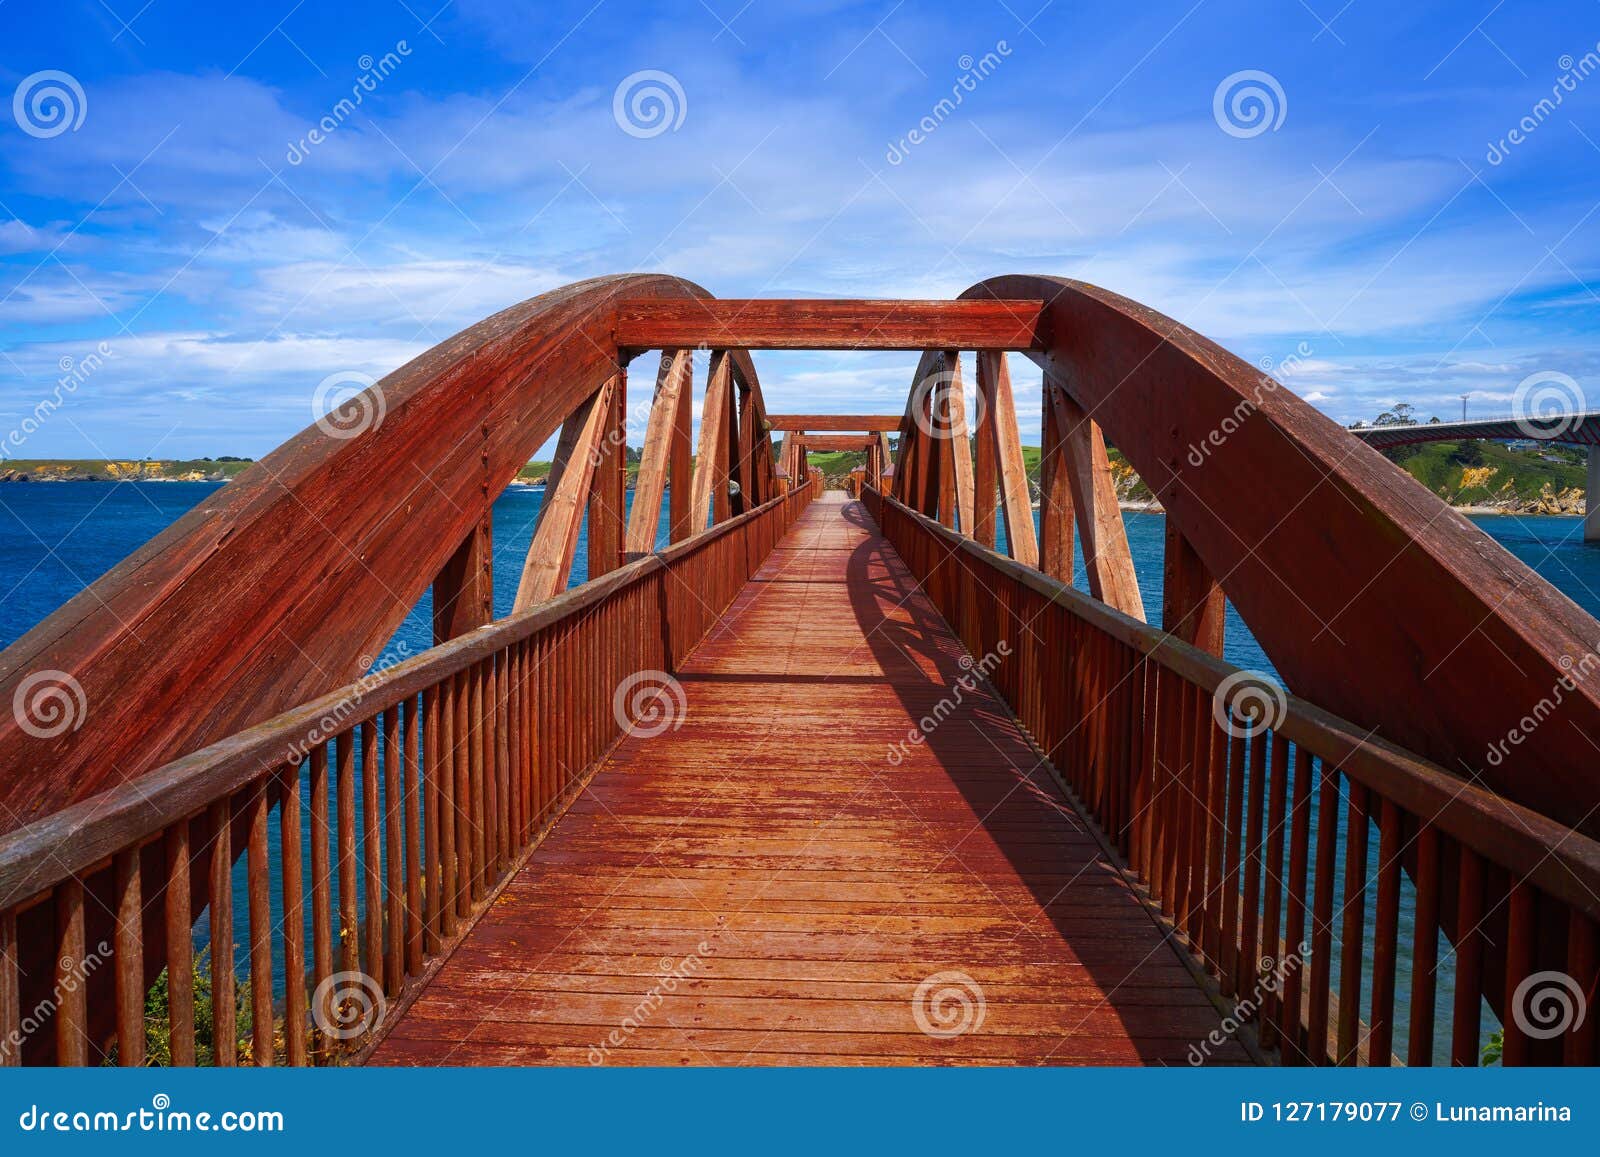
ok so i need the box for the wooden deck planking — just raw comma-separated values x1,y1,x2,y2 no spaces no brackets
371,494,1248,1067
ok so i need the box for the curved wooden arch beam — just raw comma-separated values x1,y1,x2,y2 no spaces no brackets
962,275,1600,831
0,275,717,827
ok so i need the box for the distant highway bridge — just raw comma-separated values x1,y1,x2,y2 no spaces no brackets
1349,412,1600,539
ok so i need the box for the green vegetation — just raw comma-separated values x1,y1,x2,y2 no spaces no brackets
106,951,265,1067
1384,439,1585,508
0,458,255,482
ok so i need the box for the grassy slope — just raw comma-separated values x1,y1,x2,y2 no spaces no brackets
1385,440,1585,505
1,458,255,480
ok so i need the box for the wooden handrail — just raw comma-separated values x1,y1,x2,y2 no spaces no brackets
867,487,1600,919
0,491,798,908
0,486,814,1066
865,485,1600,1066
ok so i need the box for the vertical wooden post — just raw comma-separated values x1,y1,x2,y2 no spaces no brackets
976,352,1038,567
1038,379,1075,582
942,352,975,534
692,351,733,531
1045,379,1145,620
433,517,492,643
1162,519,1225,655
722,376,744,518
587,360,627,578
669,354,694,541
627,351,690,556
515,377,617,608
736,380,758,512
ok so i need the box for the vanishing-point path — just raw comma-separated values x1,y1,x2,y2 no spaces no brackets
371,495,1247,1066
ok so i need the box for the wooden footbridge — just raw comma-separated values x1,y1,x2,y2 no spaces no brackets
0,277,1597,1067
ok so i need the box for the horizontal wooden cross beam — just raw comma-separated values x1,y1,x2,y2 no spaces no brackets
766,414,902,431
615,299,1046,350
790,434,876,452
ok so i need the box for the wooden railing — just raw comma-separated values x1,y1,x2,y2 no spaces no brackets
0,486,813,1066
864,486,1600,1067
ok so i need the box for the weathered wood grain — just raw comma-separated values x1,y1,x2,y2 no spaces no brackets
370,495,1246,1067
616,299,1046,350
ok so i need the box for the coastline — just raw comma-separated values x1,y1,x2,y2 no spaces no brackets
1109,498,1583,517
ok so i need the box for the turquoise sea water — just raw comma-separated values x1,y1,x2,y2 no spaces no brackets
2,483,1595,1058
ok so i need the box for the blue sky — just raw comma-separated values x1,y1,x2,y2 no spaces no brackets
2,0,1599,458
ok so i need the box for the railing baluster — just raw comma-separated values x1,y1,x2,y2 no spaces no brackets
481,659,499,880
468,665,486,899
114,846,145,1066
1451,845,1486,1066
383,706,403,995
165,820,196,1066
246,779,274,1064
309,743,333,1061
1565,912,1598,1064
280,761,308,1067
336,731,359,978
1367,797,1401,1066
1220,731,1245,996
361,717,383,983
1239,731,1267,1019
404,694,423,978
1336,780,1368,1065
1306,759,1339,1064
1407,826,1441,1066
208,798,235,1067
0,910,17,1066
1281,744,1312,1059
453,670,473,916
54,878,87,1066
1501,880,1536,1066
423,684,443,951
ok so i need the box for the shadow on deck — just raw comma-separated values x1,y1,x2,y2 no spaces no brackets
369,495,1247,1066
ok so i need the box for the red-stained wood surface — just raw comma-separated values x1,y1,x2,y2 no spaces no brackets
767,415,903,432
615,299,1046,351
371,496,1248,1067
0,275,726,827
960,275,1600,835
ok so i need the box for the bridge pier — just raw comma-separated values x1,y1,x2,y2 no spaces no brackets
1589,446,1600,543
